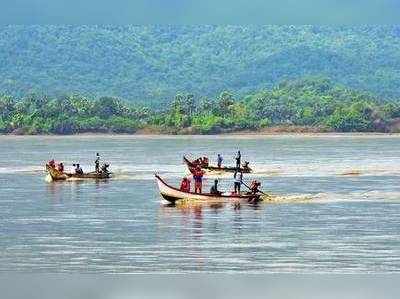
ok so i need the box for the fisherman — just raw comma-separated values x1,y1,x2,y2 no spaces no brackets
48,159,56,168
217,154,223,168
247,180,262,204
180,177,191,192
74,163,83,175
210,179,221,195
100,163,110,174
235,150,241,169
243,161,250,170
57,162,64,173
250,180,261,195
193,166,205,194
95,153,100,173
233,170,243,194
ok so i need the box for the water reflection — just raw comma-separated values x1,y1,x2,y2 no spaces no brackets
233,207,242,233
210,203,224,211
46,178,110,202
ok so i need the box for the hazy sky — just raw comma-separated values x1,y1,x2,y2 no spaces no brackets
1,0,399,24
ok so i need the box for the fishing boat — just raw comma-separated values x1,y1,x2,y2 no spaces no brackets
155,174,261,204
183,156,252,173
46,164,111,181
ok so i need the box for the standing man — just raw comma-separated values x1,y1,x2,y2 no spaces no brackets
234,170,243,194
193,166,205,194
217,154,223,168
235,150,241,169
95,153,100,173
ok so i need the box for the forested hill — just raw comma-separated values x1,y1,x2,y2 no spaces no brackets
3,78,400,135
1,25,400,103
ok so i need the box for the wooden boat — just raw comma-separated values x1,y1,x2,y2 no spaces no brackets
155,174,261,204
46,164,111,181
183,156,252,173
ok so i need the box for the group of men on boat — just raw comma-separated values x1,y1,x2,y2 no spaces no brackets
192,151,250,171
180,150,261,196
48,159,64,172
47,153,110,175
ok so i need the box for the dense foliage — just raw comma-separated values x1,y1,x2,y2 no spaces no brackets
2,78,400,134
1,25,400,104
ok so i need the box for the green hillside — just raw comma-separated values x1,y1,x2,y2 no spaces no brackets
1,25,400,104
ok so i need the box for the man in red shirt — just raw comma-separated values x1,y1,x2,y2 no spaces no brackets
180,177,191,192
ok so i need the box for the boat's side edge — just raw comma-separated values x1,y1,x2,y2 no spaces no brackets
155,174,260,202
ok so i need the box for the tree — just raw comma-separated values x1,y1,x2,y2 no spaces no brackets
93,97,123,118
217,91,235,116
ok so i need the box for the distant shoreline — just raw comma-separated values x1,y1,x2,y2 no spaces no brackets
1,130,399,138
0,125,387,136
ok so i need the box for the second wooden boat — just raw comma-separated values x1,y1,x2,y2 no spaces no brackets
183,156,252,174
46,164,111,181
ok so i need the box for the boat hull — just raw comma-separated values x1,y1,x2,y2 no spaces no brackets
155,174,260,204
46,164,111,181
183,156,252,173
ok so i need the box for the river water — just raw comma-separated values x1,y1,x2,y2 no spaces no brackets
1,134,400,273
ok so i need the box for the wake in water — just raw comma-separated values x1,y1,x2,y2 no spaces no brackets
251,190,400,204
0,165,45,174
265,190,400,203
261,193,314,203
